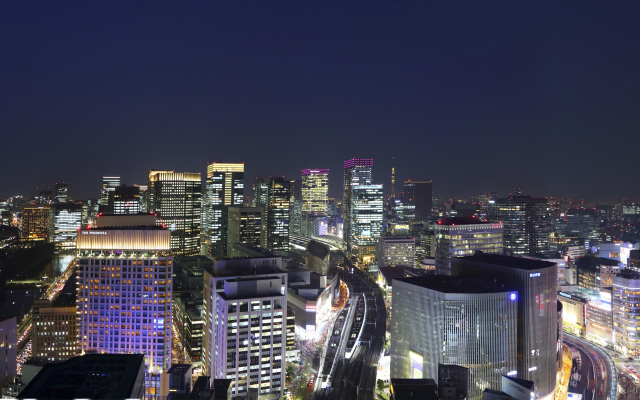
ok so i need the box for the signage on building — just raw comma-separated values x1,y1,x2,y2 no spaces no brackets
409,351,423,379
501,376,534,400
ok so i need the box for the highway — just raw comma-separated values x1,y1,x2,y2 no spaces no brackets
564,333,617,400
315,253,386,400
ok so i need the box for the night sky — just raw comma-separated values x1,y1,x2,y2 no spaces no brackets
2,2,639,202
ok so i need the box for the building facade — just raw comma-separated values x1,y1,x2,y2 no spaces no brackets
101,176,121,205
21,204,54,243
226,207,264,258
376,235,416,268
403,180,433,223
613,272,640,356
301,169,329,216
203,163,244,258
351,184,384,250
343,158,373,254
0,316,17,385
151,172,202,256
53,203,82,249
55,183,68,203
488,196,549,257
434,218,503,275
267,177,291,253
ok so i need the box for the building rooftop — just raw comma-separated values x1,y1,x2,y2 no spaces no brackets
167,364,192,375
437,217,491,226
378,267,412,285
395,275,514,294
307,240,330,259
460,252,556,271
17,354,145,399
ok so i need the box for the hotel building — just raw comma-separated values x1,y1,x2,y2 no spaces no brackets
76,214,172,398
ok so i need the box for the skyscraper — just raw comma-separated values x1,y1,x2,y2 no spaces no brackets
101,176,120,205
52,203,82,249
301,169,329,215
343,158,373,254
226,206,264,257
55,183,68,203
488,196,550,257
147,171,174,213
21,204,54,243
110,185,141,215
403,180,432,223
203,163,244,258
76,214,172,398
150,172,202,256
351,184,384,256
267,177,291,252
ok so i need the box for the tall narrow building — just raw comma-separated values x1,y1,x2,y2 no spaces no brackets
301,169,329,215
267,177,291,253
55,183,68,203
76,214,173,398
101,176,120,205
343,158,373,254
147,171,174,213
110,185,141,215
52,203,82,249
150,172,202,256
203,163,244,258
351,184,384,258
403,180,432,223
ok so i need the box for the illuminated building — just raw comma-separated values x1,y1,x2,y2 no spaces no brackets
286,266,335,341
558,291,587,336
613,271,640,356
343,158,373,254
434,217,503,275
39,190,53,204
301,169,329,215
55,183,68,203
286,307,298,361
267,177,291,252
403,180,432,223
585,288,613,346
376,235,415,268
134,184,149,213
53,203,82,249
110,185,141,215
0,316,17,384
147,171,174,213
203,163,244,258
451,254,558,400
76,215,173,398
101,176,120,205
202,257,287,397
488,196,550,257
150,172,202,256
351,184,384,254
390,275,518,399
32,271,79,361
21,204,54,243
226,207,264,257
290,199,302,235
303,214,328,237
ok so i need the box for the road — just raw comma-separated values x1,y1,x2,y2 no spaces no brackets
564,333,617,400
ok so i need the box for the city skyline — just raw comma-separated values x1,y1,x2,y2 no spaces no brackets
3,2,640,201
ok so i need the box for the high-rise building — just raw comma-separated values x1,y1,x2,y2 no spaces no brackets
53,203,82,249
226,207,264,257
55,183,68,203
267,177,291,253
0,316,17,385
290,199,302,235
151,172,202,256
451,254,558,400
403,180,432,223
101,176,120,205
488,196,550,257
31,271,78,361
202,257,287,398
613,271,640,356
351,184,384,252
110,185,141,215
301,169,329,215
343,158,373,254
203,163,244,258
376,235,415,268
21,205,54,243
391,275,517,399
39,190,53,204
76,215,172,398
434,217,503,275
147,171,174,213
134,184,150,213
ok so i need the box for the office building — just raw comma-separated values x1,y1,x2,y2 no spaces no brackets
76,215,173,398
52,203,82,249
202,257,287,398
134,184,150,213
0,316,17,385
438,364,470,400
39,190,53,204
613,271,640,356
306,240,331,275
101,176,120,205
351,184,384,255
286,307,297,361
31,271,79,361
203,163,244,258
151,172,202,256
434,217,503,275
110,185,142,215
302,214,328,237
451,254,558,400
17,354,145,400
301,169,329,215
147,171,174,213
55,183,68,203
488,196,550,257
404,180,433,223
163,364,193,396
21,204,54,243
343,158,373,254
267,177,291,252
391,275,517,399
376,235,415,268
226,207,264,258
290,199,302,235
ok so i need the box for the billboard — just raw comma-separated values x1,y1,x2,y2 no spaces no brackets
502,376,534,400
409,351,423,379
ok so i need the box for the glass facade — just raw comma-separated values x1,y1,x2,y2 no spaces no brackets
613,275,640,356
227,207,263,257
343,158,373,253
267,178,291,252
301,169,329,215
403,180,432,223
101,176,120,205
351,184,383,247
53,204,82,249
488,196,549,257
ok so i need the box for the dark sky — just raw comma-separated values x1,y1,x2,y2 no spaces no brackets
2,1,639,202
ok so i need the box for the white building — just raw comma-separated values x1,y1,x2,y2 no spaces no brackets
376,235,415,268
